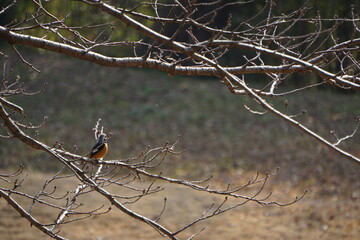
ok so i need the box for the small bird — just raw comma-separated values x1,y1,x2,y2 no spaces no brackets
89,133,108,160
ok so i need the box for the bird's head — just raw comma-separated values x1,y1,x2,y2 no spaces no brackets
98,133,107,143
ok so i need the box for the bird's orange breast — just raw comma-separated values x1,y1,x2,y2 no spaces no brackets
90,143,108,159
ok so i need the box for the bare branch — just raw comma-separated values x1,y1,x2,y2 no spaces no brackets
0,189,67,240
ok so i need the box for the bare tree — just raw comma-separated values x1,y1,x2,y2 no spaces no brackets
0,72,304,239
0,0,359,239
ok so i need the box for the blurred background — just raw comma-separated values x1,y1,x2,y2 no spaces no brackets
0,0,359,239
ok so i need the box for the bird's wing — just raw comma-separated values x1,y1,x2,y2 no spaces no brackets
90,142,105,157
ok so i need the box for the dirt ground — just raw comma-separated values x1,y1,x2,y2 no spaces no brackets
0,171,359,240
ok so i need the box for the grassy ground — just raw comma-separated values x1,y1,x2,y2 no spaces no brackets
0,52,359,239
0,171,359,240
